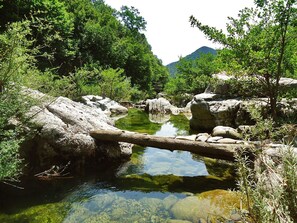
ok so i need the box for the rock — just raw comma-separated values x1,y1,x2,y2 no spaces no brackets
171,190,244,222
162,195,179,210
190,96,240,131
196,133,210,142
25,92,132,171
217,138,240,144
170,190,243,222
212,72,233,81
193,93,220,101
211,72,233,95
175,135,197,141
206,136,223,143
145,97,184,115
237,125,253,134
279,77,297,89
211,73,297,95
212,126,242,139
81,95,128,116
190,95,297,131
145,97,172,114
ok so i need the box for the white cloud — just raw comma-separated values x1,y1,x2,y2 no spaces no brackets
104,0,254,65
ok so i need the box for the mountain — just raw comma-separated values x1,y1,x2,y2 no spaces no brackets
166,46,217,76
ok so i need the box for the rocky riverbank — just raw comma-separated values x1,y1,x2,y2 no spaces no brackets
21,89,132,173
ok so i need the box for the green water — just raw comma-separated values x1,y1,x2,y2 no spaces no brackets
0,109,237,223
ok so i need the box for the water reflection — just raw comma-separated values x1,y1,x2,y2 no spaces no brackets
116,112,208,177
0,109,237,223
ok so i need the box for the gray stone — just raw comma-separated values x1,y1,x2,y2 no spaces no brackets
212,126,242,139
25,92,132,170
190,97,240,131
279,77,297,89
196,133,210,142
170,190,241,222
145,97,173,114
217,138,239,144
207,136,223,143
190,95,297,131
81,95,128,116
193,93,220,101
145,97,184,115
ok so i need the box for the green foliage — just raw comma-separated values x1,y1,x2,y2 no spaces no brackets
0,21,35,90
165,53,219,105
222,77,266,98
190,0,297,119
96,68,134,101
0,0,168,96
118,5,147,32
25,66,137,102
166,46,217,77
236,103,297,221
0,21,37,181
0,131,23,181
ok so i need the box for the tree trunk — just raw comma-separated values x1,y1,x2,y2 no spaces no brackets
90,130,251,161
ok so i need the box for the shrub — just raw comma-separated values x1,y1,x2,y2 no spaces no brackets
0,21,36,182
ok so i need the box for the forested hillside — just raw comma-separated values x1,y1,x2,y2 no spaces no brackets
0,0,169,99
166,46,216,76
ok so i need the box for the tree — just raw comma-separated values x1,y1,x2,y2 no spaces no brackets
118,6,147,33
165,53,219,96
190,0,297,119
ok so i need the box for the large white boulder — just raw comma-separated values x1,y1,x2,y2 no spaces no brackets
24,91,132,171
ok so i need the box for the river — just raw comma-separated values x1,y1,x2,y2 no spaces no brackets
0,109,238,222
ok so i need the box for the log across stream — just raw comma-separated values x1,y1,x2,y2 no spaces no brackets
90,130,251,161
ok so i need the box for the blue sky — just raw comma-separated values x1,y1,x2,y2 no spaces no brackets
104,0,254,65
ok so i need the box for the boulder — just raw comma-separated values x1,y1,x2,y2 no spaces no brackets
24,92,132,171
81,95,128,116
190,94,297,131
212,126,242,139
145,97,184,115
211,73,297,95
190,94,241,130
170,190,243,222
279,77,297,89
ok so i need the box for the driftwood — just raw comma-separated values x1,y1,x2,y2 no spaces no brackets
90,130,251,161
34,161,71,180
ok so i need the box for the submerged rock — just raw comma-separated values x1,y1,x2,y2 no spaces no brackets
170,189,243,222
24,90,132,172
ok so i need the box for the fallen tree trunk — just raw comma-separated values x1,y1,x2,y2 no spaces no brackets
90,130,251,161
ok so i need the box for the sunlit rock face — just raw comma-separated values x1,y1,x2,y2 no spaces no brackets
145,97,186,115
23,90,132,172
189,92,297,131
190,94,240,131
81,95,128,116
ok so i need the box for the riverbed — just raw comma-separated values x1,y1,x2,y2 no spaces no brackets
0,109,238,222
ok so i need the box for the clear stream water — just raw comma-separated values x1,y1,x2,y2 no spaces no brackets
0,109,237,223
